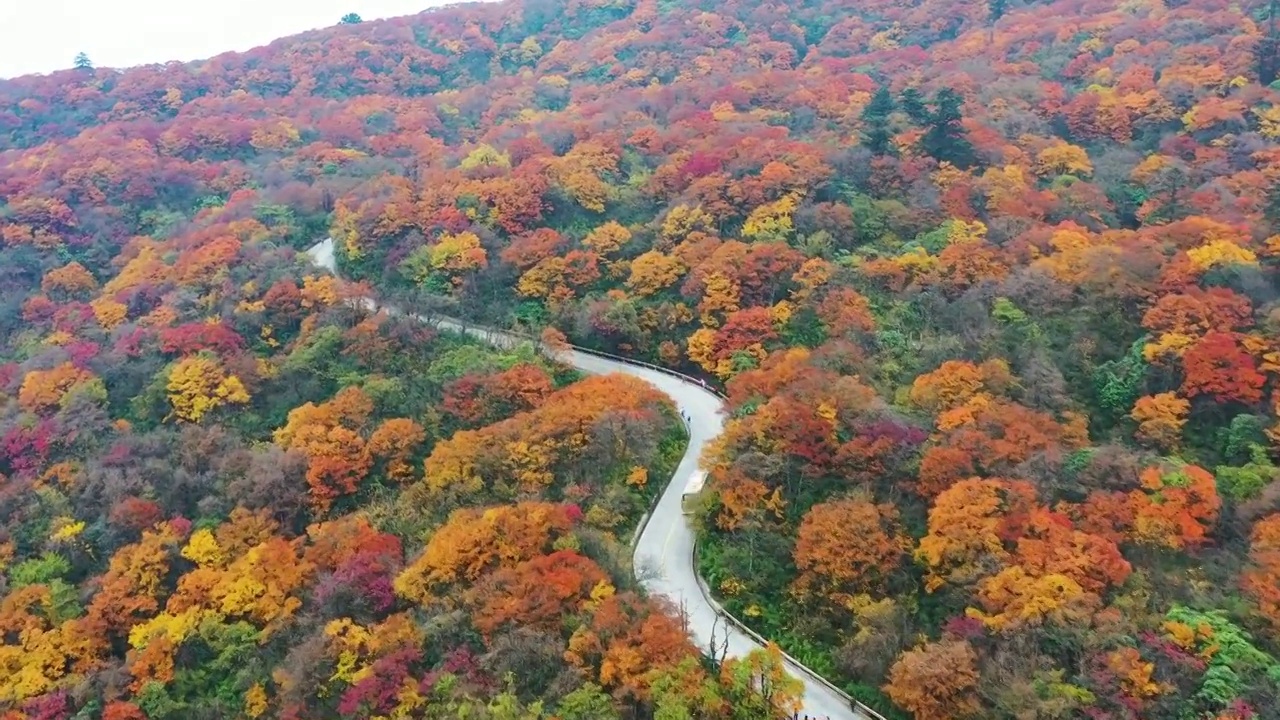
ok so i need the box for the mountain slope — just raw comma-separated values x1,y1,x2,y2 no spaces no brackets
3,0,1280,718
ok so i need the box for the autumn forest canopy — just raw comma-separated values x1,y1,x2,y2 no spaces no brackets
2,0,1280,718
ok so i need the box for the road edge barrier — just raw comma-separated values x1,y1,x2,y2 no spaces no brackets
691,539,888,720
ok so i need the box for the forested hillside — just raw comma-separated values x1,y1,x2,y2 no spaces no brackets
3,0,1280,718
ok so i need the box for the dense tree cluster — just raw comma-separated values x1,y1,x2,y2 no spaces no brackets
0,99,750,718
4,0,1280,716
0,178,725,717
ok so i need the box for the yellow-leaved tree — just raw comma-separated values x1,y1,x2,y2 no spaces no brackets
91,297,129,329
626,251,686,297
166,354,250,422
429,231,488,281
460,143,512,172
1035,141,1093,177
583,221,632,256
1130,392,1190,450
741,194,799,242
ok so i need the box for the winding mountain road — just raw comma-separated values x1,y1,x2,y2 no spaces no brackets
305,238,865,720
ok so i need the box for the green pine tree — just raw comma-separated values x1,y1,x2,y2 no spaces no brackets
860,85,897,156
920,88,977,169
73,52,93,71
1266,181,1280,232
1259,0,1280,85
899,87,929,124
988,0,1007,22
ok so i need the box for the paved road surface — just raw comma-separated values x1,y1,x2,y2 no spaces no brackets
305,239,864,720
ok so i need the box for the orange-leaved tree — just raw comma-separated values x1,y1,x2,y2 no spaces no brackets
1130,393,1190,450
468,549,610,638
883,639,982,720
18,362,96,414
565,592,699,704
273,386,374,511
41,261,98,300
394,501,579,604
792,496,907,607
914,478,1036,593
1242,513,1280,632
908,358,1013,415
366,418,426,483
1128,461,1221,551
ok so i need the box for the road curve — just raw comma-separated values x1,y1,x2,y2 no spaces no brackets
305,239,863,720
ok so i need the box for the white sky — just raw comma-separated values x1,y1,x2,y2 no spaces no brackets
0,0,465,79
